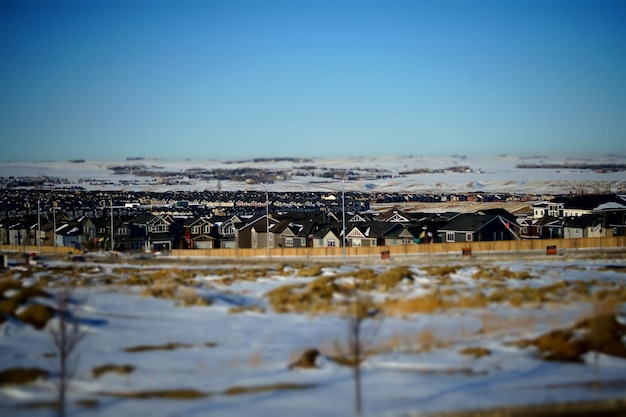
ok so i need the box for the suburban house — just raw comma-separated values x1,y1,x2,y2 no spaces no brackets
1,216,34,246
563,214,605,239
344,223,379,247
532,201,563,219
271,219,314,248
235,215,280,249
311,224,342,248
519,216,562,239
438,209,521,243
594,201,626,237
181,217,215,249
536,194,626,218
209,214,242,248
126,213,176,251
379,223,421,246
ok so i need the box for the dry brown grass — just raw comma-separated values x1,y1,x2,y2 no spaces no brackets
76,399,99,408
123,342,194,353
297,265,325,277
0,367,47,386
459,346,491,357
16,304,54,329
421,265,463,277
228,305,265,314
264,276,355,314
511,296,626,362
223,382,316,396
99,389,209,399
91,364,135,378
382,294,442,315
471,266,535,281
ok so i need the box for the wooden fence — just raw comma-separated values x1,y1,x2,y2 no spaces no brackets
0,245,75,256
2,236,624,260
169,236,626,259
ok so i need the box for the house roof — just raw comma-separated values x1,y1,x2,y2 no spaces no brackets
311,224,341,240
376,209,415,222
439,211,518,233
554,194,625,211
563,214,602,228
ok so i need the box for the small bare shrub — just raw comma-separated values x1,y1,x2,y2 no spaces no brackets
92,364,135,378
459,346,491,357
49,283,87,417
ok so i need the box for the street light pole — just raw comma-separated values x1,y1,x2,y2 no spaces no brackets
342,177,346,263
110,196,114,253
37,199,41,253
261,184,270,258
284,177,349,262
53,203,56,250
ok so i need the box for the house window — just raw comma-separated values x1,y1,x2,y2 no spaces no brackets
285,237,293,247
466,233,473,241
150,224,167,233
522,226,528,234
446,232,455,242
352,239,361,247
192,226,201,235
327,239,336,247
203,225,211,234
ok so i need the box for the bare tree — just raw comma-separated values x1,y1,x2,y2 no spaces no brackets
49,282,87,417
346,294,381,416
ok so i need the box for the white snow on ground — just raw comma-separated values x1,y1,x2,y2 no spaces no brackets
1,154,625,194
1,255,626,416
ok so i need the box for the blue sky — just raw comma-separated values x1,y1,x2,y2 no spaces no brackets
1,0,625,161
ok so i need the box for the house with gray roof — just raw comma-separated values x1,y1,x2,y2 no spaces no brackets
438,210,521,243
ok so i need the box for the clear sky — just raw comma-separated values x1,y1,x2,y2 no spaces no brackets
1,0,625,162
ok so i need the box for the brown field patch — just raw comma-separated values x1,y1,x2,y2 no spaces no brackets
459,346,491,357
0,367,47,386
92,364,136,378
223,382,316,396
123,342,194,352
99,389,209,399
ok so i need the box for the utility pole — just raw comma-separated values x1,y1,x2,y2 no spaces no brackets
53,202,57,250
37,199,41,253
342,177,346,263
261,184,270,258
110,196,114,253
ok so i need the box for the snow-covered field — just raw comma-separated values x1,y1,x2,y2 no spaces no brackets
1,154,625,194
1,252,626,416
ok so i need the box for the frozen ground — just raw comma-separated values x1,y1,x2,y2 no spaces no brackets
1,252,626,416
1,154,625,194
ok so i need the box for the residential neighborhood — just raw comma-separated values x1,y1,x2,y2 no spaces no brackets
1,190,624,253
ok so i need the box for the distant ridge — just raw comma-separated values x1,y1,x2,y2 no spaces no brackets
224,157,313,164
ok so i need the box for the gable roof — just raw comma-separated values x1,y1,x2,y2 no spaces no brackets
311,224,341,240
563,214,602,229
554,194,626,211
376,209,415,222
439,211,518,234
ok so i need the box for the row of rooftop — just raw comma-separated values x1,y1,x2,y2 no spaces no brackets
0,190,624,252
